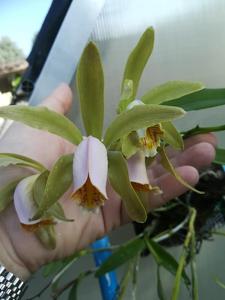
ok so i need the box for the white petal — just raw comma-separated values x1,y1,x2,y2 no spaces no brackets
88,136,108,199
127,151,149,185
73,137,89,192
14,175,41,225
126,99,144,110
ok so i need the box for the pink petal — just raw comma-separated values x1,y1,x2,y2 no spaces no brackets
88,136,108,199
14,175,41,225
73,136,108,199
127,151,149,185
73,137,89,192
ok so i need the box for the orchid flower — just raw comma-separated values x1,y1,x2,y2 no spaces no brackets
14,175,54,231
126,99,165,158
71,136,108,210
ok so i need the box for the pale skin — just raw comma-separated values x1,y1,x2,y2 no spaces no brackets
0,84,217,281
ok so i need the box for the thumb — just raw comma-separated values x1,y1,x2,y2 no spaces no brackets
40,83,73,115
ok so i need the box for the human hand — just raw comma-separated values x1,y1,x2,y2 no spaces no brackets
0,84,217,281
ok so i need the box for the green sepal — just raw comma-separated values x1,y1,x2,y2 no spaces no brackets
0,105,82,145
158,146,203,194
108,151,147,223
35,225,56,250
161,122,184,150
142,81,204,105
32,154,73,220
104,104,185,148
76,42,104,139
121,27,154,102
121,131,140,158
0,153,46,172
0,177,25,212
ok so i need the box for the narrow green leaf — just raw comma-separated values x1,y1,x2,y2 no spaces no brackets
108,151,147,223
43,260,65,277
104,105,185,148
43,249,88,278
122,27,154,101
142,81,203,105
117,79,134,113
164,88,225,111
76,42,104,139
0,106,82,145
161,122,184,150
0,153,46,172
33,154,73,219
182,124,225,139
117,262,133,300
51,250,89,289
214,148,225,165
95,238,145,276
145,238,190,285
68,270,94,300
157,266,166,300
214,277,225,290
0,178,25,212
35,225,56,250
158,147,203,194
121,131,140,158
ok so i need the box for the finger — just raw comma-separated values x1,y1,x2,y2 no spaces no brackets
149,165,199,210
160,133,217,161
149,142,215,179
40,83,73,115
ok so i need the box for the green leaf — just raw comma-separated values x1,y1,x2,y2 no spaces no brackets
161,122,184,150
117,79,134,113
33,154,73,219
214,148,225,165
157,266,166,300
0,178,25,212
164,88,225,111
121,131,140,158
121,27,154,102
43,249,88,278
51,250,88,290
214,277,225,290
145,238,190,285
0,105,82,145
142,81,203,105
95,238,145,276
76,42,104,139
117,262,133,300
35,225,56,250
158,147,203,194
108,151,147,223
68,270,94,300
104,104,185,147
182,124,225,139
0,153,46,172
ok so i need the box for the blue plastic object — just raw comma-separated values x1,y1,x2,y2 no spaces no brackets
91,236,118,300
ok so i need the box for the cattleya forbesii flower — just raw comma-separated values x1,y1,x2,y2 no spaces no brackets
0,27,208,250
126,99,165,158
71,136,108,210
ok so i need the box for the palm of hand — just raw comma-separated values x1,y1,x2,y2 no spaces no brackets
0,84,216,279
